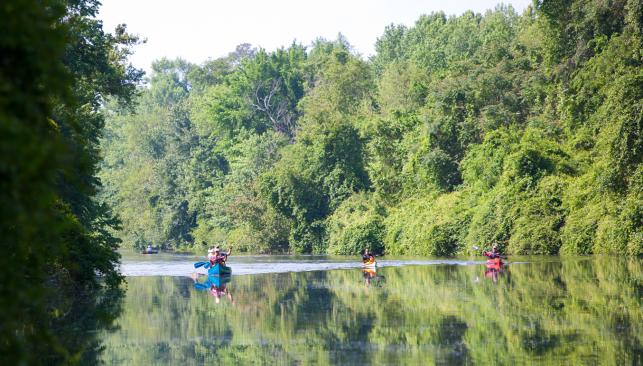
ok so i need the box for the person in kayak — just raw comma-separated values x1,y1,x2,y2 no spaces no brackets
362,248,375,264
209,246,231,265
207,247,217,261
483,244,503,259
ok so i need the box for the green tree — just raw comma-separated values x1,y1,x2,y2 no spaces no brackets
1,0,141,363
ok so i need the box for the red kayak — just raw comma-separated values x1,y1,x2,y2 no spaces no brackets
486,258,503,268
483,249,505,267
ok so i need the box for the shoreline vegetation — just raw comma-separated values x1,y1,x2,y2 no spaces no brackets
101,2,641,257
1,0,640,364
2,0,141,363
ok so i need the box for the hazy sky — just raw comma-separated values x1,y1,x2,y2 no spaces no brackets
98,0,533,73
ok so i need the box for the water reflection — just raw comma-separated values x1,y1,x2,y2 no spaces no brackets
192,274,234,305
484,259,509,283
362,268,386,287
102,257,642,365
47,285,124,364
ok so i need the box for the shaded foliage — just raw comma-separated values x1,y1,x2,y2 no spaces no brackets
1,0,140,364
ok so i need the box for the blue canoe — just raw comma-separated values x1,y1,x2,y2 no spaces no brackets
208,263,232,275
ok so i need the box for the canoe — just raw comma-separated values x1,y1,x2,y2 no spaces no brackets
208,263,232,275
141,250,158,254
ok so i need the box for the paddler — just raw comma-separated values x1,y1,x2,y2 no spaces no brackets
483,244,502,259
209,246,231,265
207,247,216,262
362,248,375,264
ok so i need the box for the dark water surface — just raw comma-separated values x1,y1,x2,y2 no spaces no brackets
102,255,641,365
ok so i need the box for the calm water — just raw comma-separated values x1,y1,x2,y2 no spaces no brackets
102,254,642,365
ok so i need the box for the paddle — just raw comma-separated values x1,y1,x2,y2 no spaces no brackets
194,261,208,269
473,246,508,260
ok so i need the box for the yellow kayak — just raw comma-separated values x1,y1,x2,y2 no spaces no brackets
363,258,376,267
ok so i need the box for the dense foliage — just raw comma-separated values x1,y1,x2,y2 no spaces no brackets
101,1,641,256
0,0,141,363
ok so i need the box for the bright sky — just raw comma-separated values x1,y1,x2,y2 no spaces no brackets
98,0,533,73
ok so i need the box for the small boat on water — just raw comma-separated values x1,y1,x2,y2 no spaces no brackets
486,257,504,268
208,262,232,275
363,258,377,268
141,249,158,254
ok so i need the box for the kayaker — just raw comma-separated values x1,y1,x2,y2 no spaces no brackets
207,247,217,261
483,244,502,259
362,248,375,263
210,246,231,265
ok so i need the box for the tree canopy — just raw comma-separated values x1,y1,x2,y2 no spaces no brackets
100,2,641,257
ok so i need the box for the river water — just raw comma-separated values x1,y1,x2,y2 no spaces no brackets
101,253,641,365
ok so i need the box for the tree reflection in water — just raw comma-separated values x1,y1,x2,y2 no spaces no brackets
46,285,124,364
101,257,641,365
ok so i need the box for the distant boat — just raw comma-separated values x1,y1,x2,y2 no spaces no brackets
141,248,159,254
